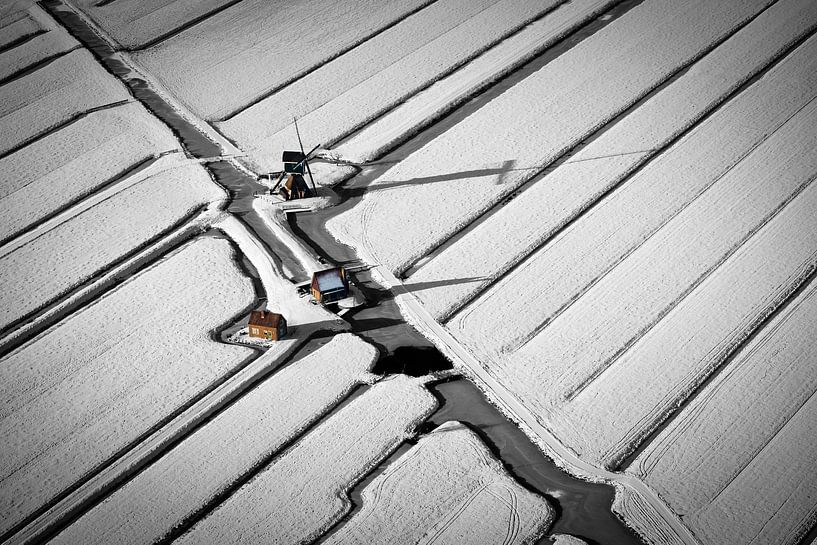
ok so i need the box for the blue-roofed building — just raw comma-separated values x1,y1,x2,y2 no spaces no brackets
310,267,349,304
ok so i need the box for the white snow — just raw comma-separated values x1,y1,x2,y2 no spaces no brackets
324,420,553,545
69,0,235,49
327,0,774,275
551,535,587,545
0,10,39,50
557,171,817,468
503,90,817,418
218,0,564,172
408,0,817,321
0,102,182,241
0,5,77,82
0,48,130,155
133,0,431,120
630,279,817,545
0,236,255,537
331,0,619,165
176,375,437,545
0,155,224,331
451,31,817,359
50,333,377,545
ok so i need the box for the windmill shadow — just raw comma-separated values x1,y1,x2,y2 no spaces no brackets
343,160,519,198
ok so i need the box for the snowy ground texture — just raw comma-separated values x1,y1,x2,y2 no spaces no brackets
176,375,438,545
0,237,255,537
50,334,377,545
325,420,553,545
324,0,817,543
6,0,817,543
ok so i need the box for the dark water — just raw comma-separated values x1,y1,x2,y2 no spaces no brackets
48,2,645,541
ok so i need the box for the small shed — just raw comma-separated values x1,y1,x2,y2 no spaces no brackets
248,310,287,341
311,267,349,304
278,174,312,200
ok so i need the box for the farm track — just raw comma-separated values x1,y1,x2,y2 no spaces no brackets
402,0,793,285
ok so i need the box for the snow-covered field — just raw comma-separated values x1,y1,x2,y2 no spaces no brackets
0,102,182,241
0,48,129,156
133,0,432,120
176,375,437,545
0,4,77,82
0,155,223,331
0,10,40,50
0,237,255,537
218,0,564,171
325,420,552,544
410,0,817,322
68,0,235,49
50,333,377,545
630,278,817,545
327,0,775,274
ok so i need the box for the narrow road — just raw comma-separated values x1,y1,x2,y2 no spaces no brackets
373,264,700,545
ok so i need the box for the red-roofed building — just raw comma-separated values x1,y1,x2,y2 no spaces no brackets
248,310,287,341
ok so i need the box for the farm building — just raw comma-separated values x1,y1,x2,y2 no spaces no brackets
248,310,287,341
311,267,349,304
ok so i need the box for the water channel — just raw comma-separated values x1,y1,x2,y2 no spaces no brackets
47,2,643,543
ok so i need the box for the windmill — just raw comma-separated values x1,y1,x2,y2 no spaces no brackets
270,118,320,200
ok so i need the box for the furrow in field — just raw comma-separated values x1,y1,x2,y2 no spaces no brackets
628,278,817,544
175,375,437,545
0,156,224,334
452,33,817,359
0,102,181,242
331,0,621,165
0,48,129,156
557,175,817,468
219,0,566,171
0,5,77,84
68,0,240,50
0,237,256,539
50,334,377,545
324,421,552,545
408,0,817,322
133,0,433,120
327,0,775,276
0,12,41,52
503,96,817,414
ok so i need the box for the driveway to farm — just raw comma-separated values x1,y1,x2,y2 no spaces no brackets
373,264,700,545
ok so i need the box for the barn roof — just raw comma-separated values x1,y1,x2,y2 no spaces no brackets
248,310,284,328
313,267,347,292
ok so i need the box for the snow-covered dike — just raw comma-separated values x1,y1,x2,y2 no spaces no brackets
327,0,774,275
134,0,430,120
219,0,563,171
0,48,129,155
410,0,817,322
453,31,817,359
325,421,553,545
629,279,817,545
176,375,437,545
68,0,234,49
0,237,255,537
51,334,377,545
0,102,181,241
0,156,223,331
0,4,77,82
